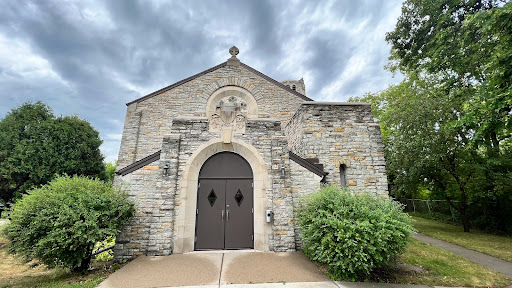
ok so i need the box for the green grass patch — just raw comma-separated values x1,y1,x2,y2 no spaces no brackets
324,238,511,286
411,216,512,262
0,237,119,288
394,238,510,287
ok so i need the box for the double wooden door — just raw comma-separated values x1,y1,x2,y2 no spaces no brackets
195,152,254,250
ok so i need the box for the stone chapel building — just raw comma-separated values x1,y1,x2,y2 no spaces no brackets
113,47,388,260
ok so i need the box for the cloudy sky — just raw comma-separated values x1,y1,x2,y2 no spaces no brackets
0,0,404,163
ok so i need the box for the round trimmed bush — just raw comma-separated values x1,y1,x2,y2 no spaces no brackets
5,175,134,271
298,185,414,280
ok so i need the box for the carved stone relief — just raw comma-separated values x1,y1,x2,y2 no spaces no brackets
209,95,247,139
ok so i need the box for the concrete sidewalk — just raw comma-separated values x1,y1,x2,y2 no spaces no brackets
413,233,512,279
97,251,330,288
98,234,512,288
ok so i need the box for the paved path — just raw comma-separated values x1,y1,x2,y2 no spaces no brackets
97,251,330,288
98,235,512,288
413,233,512,279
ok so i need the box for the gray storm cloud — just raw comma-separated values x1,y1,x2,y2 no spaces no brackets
0,0,403,162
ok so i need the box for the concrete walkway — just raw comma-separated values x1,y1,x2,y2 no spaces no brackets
413,233,512,279
97,251,331,288
98,234,512,288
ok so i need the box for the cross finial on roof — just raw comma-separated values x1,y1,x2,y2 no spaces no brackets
227,46,241,67
229,46,239,58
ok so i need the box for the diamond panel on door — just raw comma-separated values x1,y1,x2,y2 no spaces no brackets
234,189,244,206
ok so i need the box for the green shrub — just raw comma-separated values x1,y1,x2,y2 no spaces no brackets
93,236,116,261
298,185,415,280
5,175,134,272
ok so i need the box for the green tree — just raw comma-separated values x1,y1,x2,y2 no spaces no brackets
373,0,512,232
386,0,512,155
6,175,134,271
0,102,106,205
104,161,117,186
353,75,485,232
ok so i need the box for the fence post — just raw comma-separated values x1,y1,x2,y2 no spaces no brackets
426,200,431,214
412,199,416,212
449,205,455,222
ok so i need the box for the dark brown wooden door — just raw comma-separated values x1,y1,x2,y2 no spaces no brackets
195,152,253,250
225,179,253,249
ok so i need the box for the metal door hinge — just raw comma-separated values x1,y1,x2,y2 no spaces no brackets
196,209,199,215
252,208,254,214
251,235,254,240
195,236,197,242
252,182,254,187
198,183,201,188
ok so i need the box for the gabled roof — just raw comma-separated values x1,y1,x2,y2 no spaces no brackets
126,61,313,106
115,150,161,176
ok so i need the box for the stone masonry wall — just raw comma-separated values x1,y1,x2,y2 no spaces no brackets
289,161,322,249
284,106,305,156
113,136,180,261
114,116,299,258
170,117,296,252
116,64,307,170
286,102,388,196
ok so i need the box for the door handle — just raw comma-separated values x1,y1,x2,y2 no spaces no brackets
222,210,225,221
226,210,229,221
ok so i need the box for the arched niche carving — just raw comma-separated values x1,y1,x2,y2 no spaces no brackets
206,86,258,119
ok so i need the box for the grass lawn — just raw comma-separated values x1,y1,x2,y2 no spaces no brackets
0,237,117,288
393,238,510,287
411,216,512,262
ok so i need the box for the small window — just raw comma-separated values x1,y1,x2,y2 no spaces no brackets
292,85,296,91
340,164,347,187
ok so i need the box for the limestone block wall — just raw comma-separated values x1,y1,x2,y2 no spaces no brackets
268,137,295,251
284,107,305,156
289,161,322,249
286,102,388,196
113,137,180,261
170,117,297,252
116,64,308,169
114,116,299,259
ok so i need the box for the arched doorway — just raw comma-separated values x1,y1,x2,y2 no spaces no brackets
195,152,254,250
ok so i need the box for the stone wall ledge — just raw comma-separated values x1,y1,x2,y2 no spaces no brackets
174,116,208,121
248,118,281,123
302,101,370,106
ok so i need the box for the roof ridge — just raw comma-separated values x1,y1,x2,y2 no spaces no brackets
240,63,313,101
125,61,314,106
126,62,227,105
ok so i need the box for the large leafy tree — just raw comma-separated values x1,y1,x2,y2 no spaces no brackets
364,0,512,232
386,0,512,152
0,102,106,205
354,75,487,232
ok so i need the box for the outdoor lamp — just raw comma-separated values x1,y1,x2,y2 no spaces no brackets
163,162,170,176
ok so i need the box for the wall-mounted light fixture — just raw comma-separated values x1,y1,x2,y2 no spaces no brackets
280,164,285,177
163,162,170,176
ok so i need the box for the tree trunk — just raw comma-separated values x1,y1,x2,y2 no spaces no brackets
461,209,470,232
73,247,93,273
